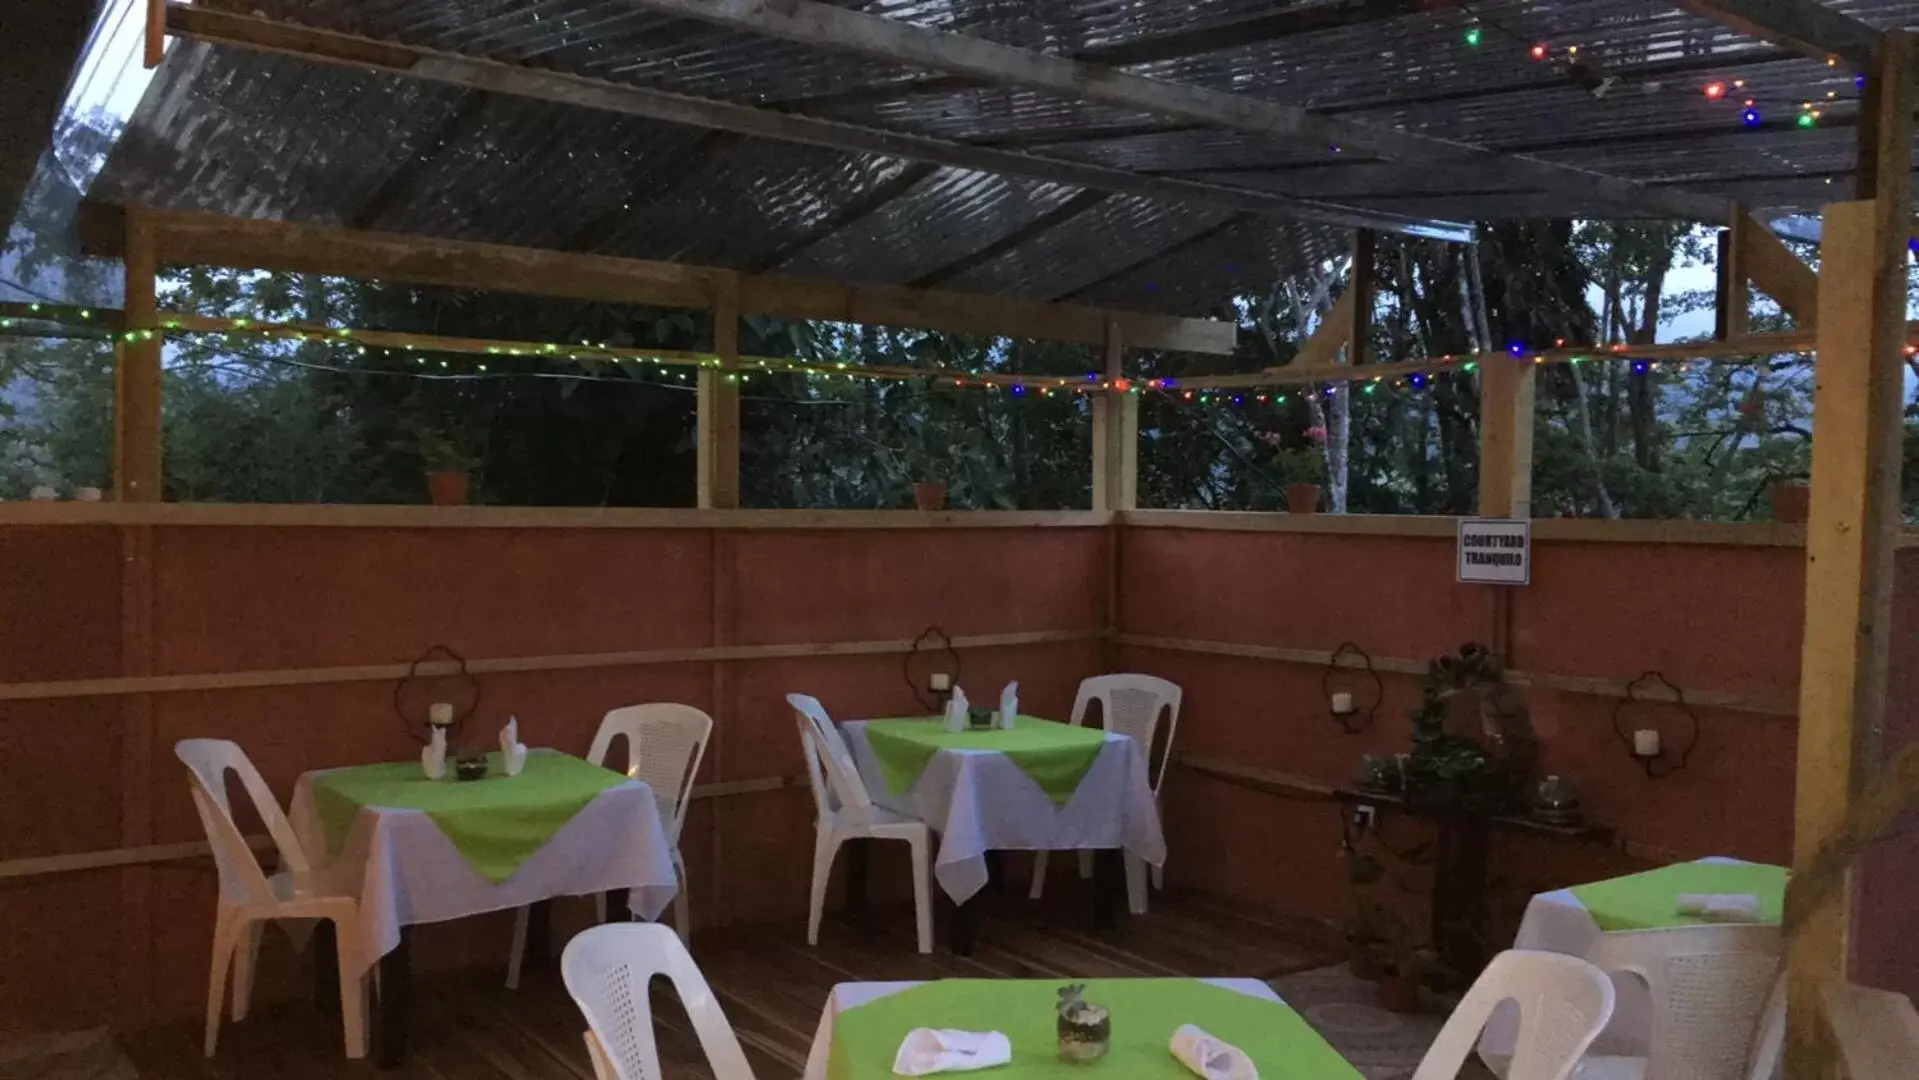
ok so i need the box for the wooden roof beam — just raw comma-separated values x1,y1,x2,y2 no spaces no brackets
76,203,1240,355
164,4,1471,243
626,0,1732,224
1671,0,1882,70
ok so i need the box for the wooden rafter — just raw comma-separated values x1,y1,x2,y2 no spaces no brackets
1671,0,1881,70
162,4,1472,242
78,204,1239,355
625,0,1731,224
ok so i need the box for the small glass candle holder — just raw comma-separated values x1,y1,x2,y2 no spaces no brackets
1056,985,1110,1063
454,754,490,781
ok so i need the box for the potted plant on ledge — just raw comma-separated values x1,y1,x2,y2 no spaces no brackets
1261,424,1328,514
419,429,479,506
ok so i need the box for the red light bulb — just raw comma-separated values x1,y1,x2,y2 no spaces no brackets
1529,43,1548,61
1703,81,1726,100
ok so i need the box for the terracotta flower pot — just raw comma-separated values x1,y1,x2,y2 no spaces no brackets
426,470,470,507
1286,482,1322,515
1377,973,1422,1013
913,482,947,512
1769,479,1810,523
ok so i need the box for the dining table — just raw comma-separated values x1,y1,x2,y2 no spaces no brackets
289,747,681,1067
1476,856,1787,1074
803,977,1363,1080
840,714,1166,952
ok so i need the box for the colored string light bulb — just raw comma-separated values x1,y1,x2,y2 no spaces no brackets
1529,43,1548,61
1797,111,1817,128
1703,81,1726,100
1464,26,1483,47
1742,107,1761,127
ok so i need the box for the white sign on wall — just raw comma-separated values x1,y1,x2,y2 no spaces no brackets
1457,518,1531,585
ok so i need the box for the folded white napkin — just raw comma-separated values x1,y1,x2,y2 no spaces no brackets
421,726,447,780
1171,1025,1258,1080
892,1028,1011,1076
943,686,970,732
499,716,528,777
998,681,1018,730
1676,892,1762,922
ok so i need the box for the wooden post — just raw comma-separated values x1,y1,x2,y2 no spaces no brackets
1349,229,1375,365
114,210,162,503
1715,213,1750,341
1788,31,1910,1078
697,273,741,509
1476,356,1535,518
1091,317,1136,511
144,0,166,68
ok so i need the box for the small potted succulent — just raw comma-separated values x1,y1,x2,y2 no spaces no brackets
913,480,948,512
1056,984,1111,1063
1376,942,1437,1013
419,429,479,506
1260,425,1328,514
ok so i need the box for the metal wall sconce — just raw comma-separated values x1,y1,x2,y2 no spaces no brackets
906,625,962,713
1324,641,1384,734
1611,670,1700,779
395,643,481,745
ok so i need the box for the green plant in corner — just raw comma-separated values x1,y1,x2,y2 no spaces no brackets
418,428,479,473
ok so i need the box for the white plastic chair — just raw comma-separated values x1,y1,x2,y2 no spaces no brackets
1029,673,1182,904
507,703,713,989
561,921,756,1080
1413,950,1617,1080
789,693,933,954
1571,925,1785,1080
174,739,368,1059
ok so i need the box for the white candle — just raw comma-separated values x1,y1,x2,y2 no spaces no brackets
1331,691,1355,715
1633,728,1661,757
929,672,952,692
429,701,454,726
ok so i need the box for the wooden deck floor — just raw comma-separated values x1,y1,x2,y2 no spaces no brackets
120,889,1344,1079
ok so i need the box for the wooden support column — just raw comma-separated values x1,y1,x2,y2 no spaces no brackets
1091,317,1136,512
697,272,741,510
1788,29,1911,1077
1715,212,1750,340
1349,229,1375,365
1476,356,1535,518
114,210,162,503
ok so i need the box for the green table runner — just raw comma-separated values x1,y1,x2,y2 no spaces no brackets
1570,861,1787,932
829,978,1361,1080
312,751,626,885
862,717,1108,806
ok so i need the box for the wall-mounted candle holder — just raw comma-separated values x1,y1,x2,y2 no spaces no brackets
395,644,481,747
905,625,962,713
1611,671,1699,779
1324,642,1384,734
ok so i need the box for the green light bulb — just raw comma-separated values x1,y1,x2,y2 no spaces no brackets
1465,27,1483,47
1796,112,1817,128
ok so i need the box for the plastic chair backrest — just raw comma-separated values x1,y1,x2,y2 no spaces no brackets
561,922,756,1080
787,694,875,822
174,738,311,906
588,704,713,845
1069,674,1183,793
1586,924,1784,1080
1412,950,1616,1080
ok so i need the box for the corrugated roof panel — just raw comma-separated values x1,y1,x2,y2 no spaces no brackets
1072,217,1347,318
945,195,1235,300
776,167,1082,285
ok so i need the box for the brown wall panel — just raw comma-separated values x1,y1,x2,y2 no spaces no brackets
0,526,120,682
1854,549,1919,1001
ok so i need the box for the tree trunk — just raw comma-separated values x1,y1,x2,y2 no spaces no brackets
1628,246,1670,472
1565,362,1618,517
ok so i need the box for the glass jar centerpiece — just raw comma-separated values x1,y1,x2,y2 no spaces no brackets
1056,984,1110,1063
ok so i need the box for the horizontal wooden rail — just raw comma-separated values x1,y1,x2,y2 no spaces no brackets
0,629,1103,702
0,775,798,882
1120,510,1828,547
0,503,1110,529
1118,634,1798,717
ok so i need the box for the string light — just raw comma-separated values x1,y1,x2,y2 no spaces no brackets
1742,107,1762,127
1529,43,1548,61
1464,26,1483,47
1797,111,1817,128
1703,81,1726,100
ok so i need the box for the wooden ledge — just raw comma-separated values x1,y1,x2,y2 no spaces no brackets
1121,510,1824,547
0,503,1111,530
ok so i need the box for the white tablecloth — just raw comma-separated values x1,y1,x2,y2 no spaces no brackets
802,979,1282,1080
841,721,1166,906
289,749,679,971
1476,856,1754,1073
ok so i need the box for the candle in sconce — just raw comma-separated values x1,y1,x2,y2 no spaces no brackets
1633,729,1661,757
929,672,952,692
429,701,455,727
1330,692,1356,715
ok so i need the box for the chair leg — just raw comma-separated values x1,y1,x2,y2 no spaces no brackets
593,892,608,925
906,832,934,955
807,827,842,947
1028,850,1051,900
505,906,530,990
1124,852,1149,916
672,849,691,944
1151,862,1165,890
333,926,368,1060
230,920,264,1021
1077,850,1094,879
203,911,239,1057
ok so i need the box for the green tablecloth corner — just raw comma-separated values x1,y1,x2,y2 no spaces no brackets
862,716,1109,806
1570,861,1788,932
311,750,626,885
828,979,1362,1080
